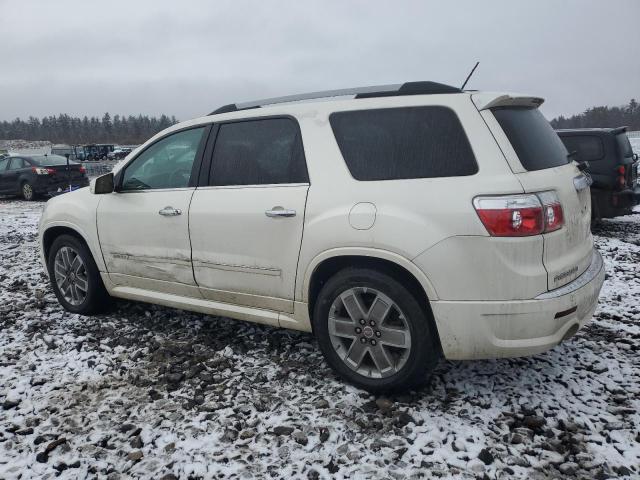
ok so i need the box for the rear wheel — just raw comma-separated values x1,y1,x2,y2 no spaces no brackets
47,234,111,314
313,268,440,392
21,182,35,201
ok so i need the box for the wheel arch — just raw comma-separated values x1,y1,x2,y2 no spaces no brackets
304,249,441,343
41,224,101,270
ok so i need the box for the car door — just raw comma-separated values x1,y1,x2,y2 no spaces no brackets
5,157,27,194
0,157,11,193
189,117,309,313
96,125,210,295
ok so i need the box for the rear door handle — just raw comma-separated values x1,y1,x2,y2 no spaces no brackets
158,206,182,216
265,206,296,218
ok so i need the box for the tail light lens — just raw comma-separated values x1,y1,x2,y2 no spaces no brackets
79,166,87,174
537,190,564,232
616,165,626,189
473,194,544,236
32,167,55,175
473,191,564,237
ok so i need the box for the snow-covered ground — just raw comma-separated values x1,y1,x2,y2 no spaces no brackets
0,198,638,480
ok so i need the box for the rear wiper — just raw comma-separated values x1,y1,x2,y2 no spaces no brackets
567,150,590,171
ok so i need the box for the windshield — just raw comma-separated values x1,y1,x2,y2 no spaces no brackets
492,107,569,171
616,133,633,158
32,155,79,166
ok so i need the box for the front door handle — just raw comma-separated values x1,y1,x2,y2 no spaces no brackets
265,206,296,218
158,206,182,216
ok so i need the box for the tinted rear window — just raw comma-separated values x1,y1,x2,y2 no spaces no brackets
330,106,477,181
559,135,604,162
32,155,79,166
493,108,568,171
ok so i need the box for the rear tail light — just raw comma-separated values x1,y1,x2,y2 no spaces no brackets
79,166,87,174
537,190,564,232
473,191,564,237
32,167,55,175
616,165,626,189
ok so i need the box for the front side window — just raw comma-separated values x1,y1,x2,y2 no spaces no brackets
330,106,478,181
492,107,568,171
209,118,308,186
559,135,604,162
121,127,205,191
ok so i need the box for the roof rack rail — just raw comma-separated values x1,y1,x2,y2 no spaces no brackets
208,81,461,115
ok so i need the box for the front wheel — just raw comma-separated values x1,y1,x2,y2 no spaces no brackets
313,268,440,393
47,234,111,314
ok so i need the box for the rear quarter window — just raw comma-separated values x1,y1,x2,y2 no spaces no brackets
616,133,633,158
559,135,604,162
492,108,568,171
330,106,478,181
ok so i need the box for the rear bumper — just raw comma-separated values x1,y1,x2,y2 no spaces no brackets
612,184,640,204
431,248,605,360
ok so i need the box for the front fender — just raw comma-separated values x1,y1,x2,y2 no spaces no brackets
38,189,105,271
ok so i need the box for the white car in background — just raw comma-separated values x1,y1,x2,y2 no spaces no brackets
38,81,605,392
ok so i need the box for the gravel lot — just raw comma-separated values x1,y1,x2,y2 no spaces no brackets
0,198,638,479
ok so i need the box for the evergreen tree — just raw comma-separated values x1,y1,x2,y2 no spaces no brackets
550,99,640,130
0,113,179,144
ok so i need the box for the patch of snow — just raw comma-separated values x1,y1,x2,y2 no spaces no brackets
0,198,638,479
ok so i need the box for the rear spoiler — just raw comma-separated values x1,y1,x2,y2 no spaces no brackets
610,126,628,135
472,92,545,111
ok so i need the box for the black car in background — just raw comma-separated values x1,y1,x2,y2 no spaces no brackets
557,127,639,219
0,154,89,200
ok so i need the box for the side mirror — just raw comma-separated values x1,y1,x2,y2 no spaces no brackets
633,153,638,161
90,172,114,194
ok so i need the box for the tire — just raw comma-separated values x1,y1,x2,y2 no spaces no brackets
21,181,36,201
312,268,440,393
47,234,111,314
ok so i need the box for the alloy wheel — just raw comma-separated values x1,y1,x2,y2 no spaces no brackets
328,287,411,378
22,183,33,200
53,246,88,306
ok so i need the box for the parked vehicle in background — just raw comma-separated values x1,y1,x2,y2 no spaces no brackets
51,144,77,161
108,147,132,160
74,144,115,161
0,154,89,200
38,82,604,392
628,132,640,155
557,127,640,219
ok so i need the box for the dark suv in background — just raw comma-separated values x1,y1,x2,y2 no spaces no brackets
557,127,639,219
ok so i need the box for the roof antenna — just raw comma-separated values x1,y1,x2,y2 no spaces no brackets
460,61,479,90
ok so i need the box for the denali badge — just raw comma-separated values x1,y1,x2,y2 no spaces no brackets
554,265,579,283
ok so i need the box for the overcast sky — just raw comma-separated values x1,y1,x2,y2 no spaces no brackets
1,0,638,122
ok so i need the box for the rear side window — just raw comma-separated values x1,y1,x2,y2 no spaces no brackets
209,118,308,186
616,133,633,158
559,135,604,162
9,158,27,169
492,108,568,171
330,106,477,181
0,158,9,170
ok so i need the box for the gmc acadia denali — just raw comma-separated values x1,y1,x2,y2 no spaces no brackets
38,81,605,392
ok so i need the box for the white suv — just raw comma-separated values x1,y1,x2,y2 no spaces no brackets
38,81,605,392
